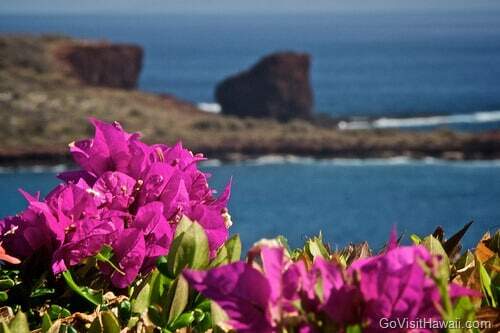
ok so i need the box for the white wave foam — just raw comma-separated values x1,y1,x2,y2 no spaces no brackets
1,158,500,173
199,159,223,167
0,164,69,174
197,102,221,113
230,155,500,168
250,155,316,165
338,110,500,130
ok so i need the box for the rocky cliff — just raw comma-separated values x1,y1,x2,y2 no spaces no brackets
215,52,313,121
54,41,143,89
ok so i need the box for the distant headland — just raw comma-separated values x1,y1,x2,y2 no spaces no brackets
0,34,499,166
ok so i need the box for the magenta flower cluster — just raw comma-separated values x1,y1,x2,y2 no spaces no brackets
0,118,231,288
184,234,479,333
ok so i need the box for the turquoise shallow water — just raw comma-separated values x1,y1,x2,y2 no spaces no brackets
1,159,499,251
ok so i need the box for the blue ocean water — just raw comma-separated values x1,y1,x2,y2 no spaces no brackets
1,160,499,250
1,11,500,120
1,11,499,251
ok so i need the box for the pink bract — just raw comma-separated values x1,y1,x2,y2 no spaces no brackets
0,118,231,288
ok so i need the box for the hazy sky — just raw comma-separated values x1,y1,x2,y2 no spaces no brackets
2,0,500,14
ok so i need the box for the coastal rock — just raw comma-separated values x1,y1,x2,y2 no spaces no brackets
54,41,143,89
215,52,313,121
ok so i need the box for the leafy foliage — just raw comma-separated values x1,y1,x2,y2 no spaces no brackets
0,118,497,332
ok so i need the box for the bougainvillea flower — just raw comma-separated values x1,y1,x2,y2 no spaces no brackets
105,228,146,288
131,201,173,271
1,118,232,289
0,192,64,259
312,258,362,324
184,261,274,333
188,203,229,257
69,118,135,177
66,118,232,257
348,242,480,332
46,180,97,225
126,139,154,179
159,171,190,219
184,246,301,332
51,216,121,274
154,142,206,171
348,245,433,331
259,246,301,317
92,171,136,210
136,162,175,206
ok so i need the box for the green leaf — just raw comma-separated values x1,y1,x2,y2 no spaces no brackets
45,320,62,333
174,216,193,237
210,246,228,268
455,250,475,271
8,311,29,333
88,317,101,333
131,280,151,314
346,324,362,333
305,234,330,259
41,313,52,333
166,218,209,277
276,235,291,251
62,270,102,306
494,283,500,304
30,287,55,298
0,292,7,302
196,299,211,312
0,279,14,290
98,245,113,260
224,234,242,263
48,305,71,320
453,297,476,322
0,322,11,333
156,256,169,276
194,311,212,332
95,246,125,276
147,305,163,327
211,301,229,331
150,270,171,306
118,300,131,324
410,234,422,245
210,234,242,267
165,276,189,324
168,311,195,330
226,240,241,263
477,257,497,307
422,235,450,281
101,311,121,333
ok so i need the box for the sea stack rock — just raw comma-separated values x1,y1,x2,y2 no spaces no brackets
215,52,313,121
55,41,143,89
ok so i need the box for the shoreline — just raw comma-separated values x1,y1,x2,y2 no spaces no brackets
3,153,500,171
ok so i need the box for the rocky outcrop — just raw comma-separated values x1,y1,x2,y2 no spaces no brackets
215,52,313,121
55,41,143,89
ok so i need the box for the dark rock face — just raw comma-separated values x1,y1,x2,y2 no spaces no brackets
55,42,143,89
215,52,313,120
